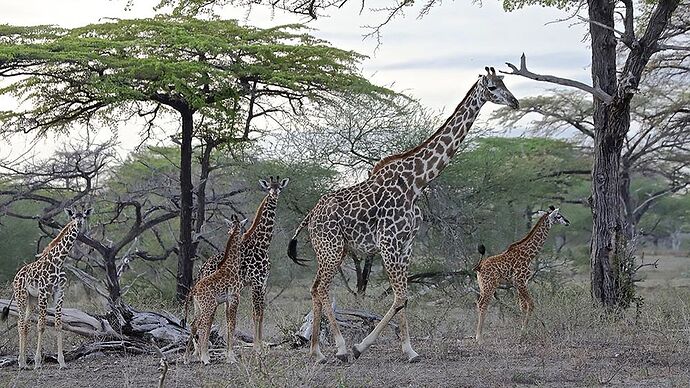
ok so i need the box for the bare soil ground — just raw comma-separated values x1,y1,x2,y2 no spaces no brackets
1,254,689,387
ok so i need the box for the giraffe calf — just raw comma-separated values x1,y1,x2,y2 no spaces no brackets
184,216,247,365
474,206,569,343
1,207,92,369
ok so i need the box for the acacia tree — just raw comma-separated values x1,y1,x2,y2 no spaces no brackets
0,17,389,300
495,1,687,308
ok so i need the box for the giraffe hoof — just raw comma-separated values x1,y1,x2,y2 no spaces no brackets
335,353,349,363
316,356,327,364
408,354,421,363
352,345,362,359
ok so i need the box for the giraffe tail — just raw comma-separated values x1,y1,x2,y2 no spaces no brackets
473,244,486,272
1,292,14,321
287,209,312,266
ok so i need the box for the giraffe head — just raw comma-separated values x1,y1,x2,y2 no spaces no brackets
478,67,519,109
546,205,570,226
258,176,290,197
64,207,93,232
225,214,249,239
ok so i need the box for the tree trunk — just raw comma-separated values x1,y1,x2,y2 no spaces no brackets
619,160,636,238
587,0,678,310
588,0,627,309
353,254,374,296
193,138,214,257
177,109,195,301
104,252,122,305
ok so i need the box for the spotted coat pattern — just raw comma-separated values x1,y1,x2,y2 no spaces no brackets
3,208,91,369
474,207,570,342
184,216,246,365
288,68,520,363
189,177,289,363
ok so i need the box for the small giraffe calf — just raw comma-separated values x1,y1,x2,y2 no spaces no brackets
184,215,247,365
1,207,92,369
474,206,569,343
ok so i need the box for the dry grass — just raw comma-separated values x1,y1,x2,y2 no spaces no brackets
1,255,690,387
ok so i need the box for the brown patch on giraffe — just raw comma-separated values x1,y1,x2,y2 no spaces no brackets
370,82,479,175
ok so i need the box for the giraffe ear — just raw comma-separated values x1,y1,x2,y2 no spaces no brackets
239,218,249,228
258,179,270,191
84,208,93,217
536,210,547,217
65,208,74,218
279,177,290,189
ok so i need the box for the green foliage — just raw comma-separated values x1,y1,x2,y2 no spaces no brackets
0,202,42,282
0,16,391,136
500,0,579,11
421,137,592,269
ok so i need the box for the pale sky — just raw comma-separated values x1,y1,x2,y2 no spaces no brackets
0,0,590,158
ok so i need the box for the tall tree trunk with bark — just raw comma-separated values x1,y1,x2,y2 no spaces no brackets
587,0,679,309
177,108,196,301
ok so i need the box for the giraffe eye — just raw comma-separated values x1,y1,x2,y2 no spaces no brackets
488,86,497,91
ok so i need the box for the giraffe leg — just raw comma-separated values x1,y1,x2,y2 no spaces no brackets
225,293,240,363
54,285,66,368
354,258,417,362
309,274,326,363
475,275,496,344
183,320,197,364
515,282,534,331
34,293,48,369
198,313,214,365
317,262,349,363
251,286,266,353
17,292,29,369
394,277,419,362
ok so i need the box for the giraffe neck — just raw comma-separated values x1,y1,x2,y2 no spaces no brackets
371,80,485,192
44,221,80,268
243,193,278,248
217,229,242,271
515,214,552,263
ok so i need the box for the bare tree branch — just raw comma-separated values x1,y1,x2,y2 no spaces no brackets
502,53,614,105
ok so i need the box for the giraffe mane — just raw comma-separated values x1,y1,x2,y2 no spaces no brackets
242,194,269,241
370,80,480,175
38,220,76,258
506,212,548,251
217,225,242,268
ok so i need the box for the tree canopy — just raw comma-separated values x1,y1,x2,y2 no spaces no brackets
0,16,393,300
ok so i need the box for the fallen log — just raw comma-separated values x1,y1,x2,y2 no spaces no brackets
294,301,400,347
0,340,149,367
0,298,122,339
0,298,260,366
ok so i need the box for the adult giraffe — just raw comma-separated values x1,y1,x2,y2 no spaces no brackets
288,67,519,363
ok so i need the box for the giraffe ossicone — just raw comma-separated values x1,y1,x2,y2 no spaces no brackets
474,206,570,343
287,67,519,363
1,206,92,369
